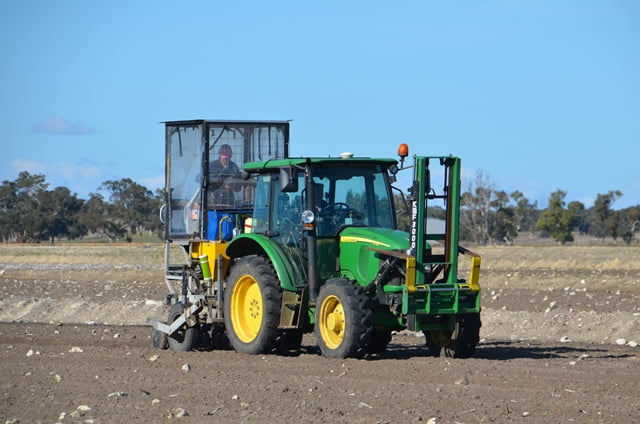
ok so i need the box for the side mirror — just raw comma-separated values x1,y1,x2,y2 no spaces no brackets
387,164,399,184
280,167,299,192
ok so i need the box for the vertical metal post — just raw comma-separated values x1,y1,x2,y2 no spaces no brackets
164,240,176,295
445,157,461,284
414,156,427,285
216,254,224,319
304,160,319,300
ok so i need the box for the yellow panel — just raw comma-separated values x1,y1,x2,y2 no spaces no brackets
459,246,481,292
468,256,481,291
190,241,231,281
406,256,417,293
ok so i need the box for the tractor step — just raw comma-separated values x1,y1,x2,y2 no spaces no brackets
279,290,305,329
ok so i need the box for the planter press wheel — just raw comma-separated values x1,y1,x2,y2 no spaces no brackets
167,302,201,352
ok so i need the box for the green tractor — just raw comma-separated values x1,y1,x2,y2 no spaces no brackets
149,119,481,358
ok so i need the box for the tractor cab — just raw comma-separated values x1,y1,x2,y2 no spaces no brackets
236,156,401,295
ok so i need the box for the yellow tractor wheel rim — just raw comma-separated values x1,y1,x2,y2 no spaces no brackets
318,294,345,349
230,274,263,343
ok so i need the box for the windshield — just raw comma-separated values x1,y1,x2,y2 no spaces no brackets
313,163,394,236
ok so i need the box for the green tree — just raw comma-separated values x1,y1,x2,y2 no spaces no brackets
570,200,589,235
0,172,49,242
99,178,163,241
567,201,587,237
37,187,85,243
535,190,579,244
488,190,518,244
618,206,639,244
590,190,623,242
77,193,126,240
0,180,17,241
510,190,539,233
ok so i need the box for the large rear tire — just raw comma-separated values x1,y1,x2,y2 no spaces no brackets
315,279,372,359
425,313,481,358
167,302,200,352
224,256,282,354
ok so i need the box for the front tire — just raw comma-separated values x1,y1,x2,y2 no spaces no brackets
224,256,282,354
315,279,372,358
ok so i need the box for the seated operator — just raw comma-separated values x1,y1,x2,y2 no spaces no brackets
209,144,241,207
210,144,240,177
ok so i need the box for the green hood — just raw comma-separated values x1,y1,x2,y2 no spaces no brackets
340,226,409,250
338,227,410,285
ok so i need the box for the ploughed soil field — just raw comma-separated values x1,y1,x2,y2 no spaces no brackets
1,243,639,423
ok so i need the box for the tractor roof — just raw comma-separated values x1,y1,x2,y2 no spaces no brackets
163,119,290,126
243,156,398,172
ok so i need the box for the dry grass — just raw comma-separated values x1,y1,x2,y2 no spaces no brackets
0,243,168,283
475,245,640,271
1,243,639,291
0,243,164,264
466,245,640,291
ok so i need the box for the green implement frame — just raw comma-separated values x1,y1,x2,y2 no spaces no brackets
400,156,480,318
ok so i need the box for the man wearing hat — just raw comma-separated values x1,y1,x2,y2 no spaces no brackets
209,144,241,207
210,143,240,176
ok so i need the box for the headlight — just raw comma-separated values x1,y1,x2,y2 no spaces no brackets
301,209,315,224
302,209,315,231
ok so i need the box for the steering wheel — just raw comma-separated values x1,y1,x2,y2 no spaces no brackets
321,202,364,220
320,202,351,216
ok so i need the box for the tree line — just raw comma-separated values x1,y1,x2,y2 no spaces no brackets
396,170,639,245
457,171,639,245
0,171,163,243
1,170,638,244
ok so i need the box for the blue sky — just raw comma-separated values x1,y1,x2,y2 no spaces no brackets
1,1,639,209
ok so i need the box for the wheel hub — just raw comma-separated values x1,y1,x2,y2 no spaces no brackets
249,298,260,319
326,311,343,332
